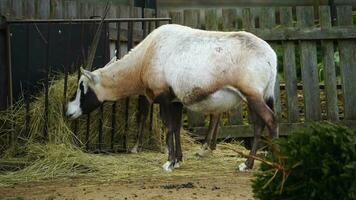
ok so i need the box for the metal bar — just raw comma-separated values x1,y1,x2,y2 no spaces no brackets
110,22,122,151
43,23,50,141
147,21,153,132
7,18,171,24
73,49,81,141
98,22,110,152
24,24,30,138
98,104,103,151
5,21,13,109
63,22,71,116
110,102,116,151
148,21,152,33
149,104,153,132
86,114,90,150
4,19,14,145
123,21,133,151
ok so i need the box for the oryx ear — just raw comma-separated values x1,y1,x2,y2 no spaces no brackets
80,67,100,85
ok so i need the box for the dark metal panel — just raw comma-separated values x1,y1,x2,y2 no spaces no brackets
9,22,108,101
0,20,8,110
9,24,29,101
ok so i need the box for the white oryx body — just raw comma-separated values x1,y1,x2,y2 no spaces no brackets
67,24,277,172
80,24,276,111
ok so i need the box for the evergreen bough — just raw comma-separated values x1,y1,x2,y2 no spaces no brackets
252,122,356,200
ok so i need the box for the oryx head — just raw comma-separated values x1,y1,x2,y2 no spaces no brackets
66,67,102,119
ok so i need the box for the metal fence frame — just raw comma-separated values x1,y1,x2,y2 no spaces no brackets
1,17,171,152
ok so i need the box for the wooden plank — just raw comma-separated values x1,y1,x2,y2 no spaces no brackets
94,2,105,17
157,9,169,26
169,11,183,25
183,9,200,28
119,5,130,33
38,0,50,19
50,0,63,19
334,0,356,5
108,5,117,30
319,6,339,121
193,120,356,139
11,0,23,19
83,2,95,19
248,27,356,41
0,0,8,16
183,9,205,127
144,8,155,32
280,7,299,122
337,5,356,120
259,7,275,29
241,8,254,31
205,8,218,30
159,0,354,8
63,0,77,19
297,6,321,121
131,7,141,31
222,8,238,31
259,7,282,121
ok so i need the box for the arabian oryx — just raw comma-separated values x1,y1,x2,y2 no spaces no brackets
66,24,278,172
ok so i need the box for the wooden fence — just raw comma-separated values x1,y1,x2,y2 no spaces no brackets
161,5,356,138
1,1,356,141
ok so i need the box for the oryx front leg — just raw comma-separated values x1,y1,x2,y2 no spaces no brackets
160,101,183,172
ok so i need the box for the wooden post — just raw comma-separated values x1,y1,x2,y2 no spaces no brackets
38,0,50,19
297,6,321,121
205,9,218,30
183,9,200,29
319,5,339,121
336,5,356,120
50,0,63,19
280,7,299,123
242,8,254,31
222,8,238,31
259,7,282,121
169,11,183,25
11,0,23,19
63,0,77,19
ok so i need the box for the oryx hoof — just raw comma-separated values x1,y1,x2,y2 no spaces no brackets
195,145,212,157
162,161,174,172
174,160,183,168
238,162,250,172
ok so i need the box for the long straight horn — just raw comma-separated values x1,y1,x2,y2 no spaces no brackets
85,1,111,71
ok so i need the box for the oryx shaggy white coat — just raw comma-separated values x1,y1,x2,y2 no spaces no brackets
67,24,278,172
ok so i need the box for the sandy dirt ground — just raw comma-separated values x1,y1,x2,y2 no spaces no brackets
0,172,254,200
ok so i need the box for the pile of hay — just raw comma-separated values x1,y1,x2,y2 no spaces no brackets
0,74,164,155
0,74,247,186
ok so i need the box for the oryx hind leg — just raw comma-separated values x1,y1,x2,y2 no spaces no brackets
196,114,221,157
239,94,276,171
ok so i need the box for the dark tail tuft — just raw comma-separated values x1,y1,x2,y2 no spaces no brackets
265,97,274,112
